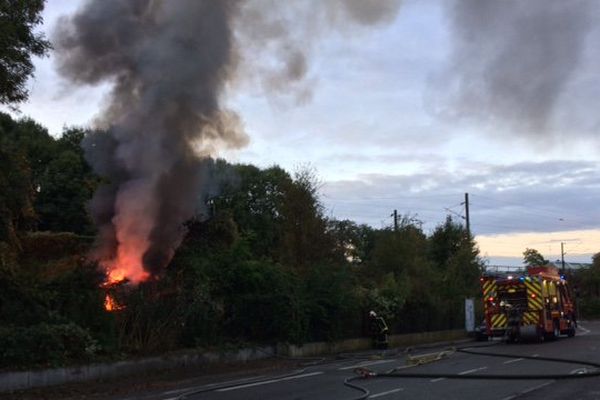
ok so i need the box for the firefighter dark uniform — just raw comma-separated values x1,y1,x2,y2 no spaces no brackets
368,311,389,349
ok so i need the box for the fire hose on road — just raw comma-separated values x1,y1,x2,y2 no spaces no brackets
344,342,600,400
173,338,600,400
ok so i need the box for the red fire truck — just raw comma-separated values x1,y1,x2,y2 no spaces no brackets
480,265,577,342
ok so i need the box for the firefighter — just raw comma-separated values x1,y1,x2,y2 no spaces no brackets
368,311,389,349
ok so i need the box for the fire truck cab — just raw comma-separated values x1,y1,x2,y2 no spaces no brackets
480,265,576,342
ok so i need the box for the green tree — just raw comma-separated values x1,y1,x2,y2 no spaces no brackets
326,219,376,265
523,248,548,267
279,168,333,272
35,128,98,234
0,117,36,248
0,115,97,234
570,253,600,318
215,164,290,260
0,113,56,193
0,0,51,104
429,216,483,328
369,217,433,331
216,164,334,273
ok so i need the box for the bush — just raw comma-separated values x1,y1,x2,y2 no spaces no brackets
0,323,98,368
223,260,305,343
578,297,600,319
303,264,361,342
19,232,91,262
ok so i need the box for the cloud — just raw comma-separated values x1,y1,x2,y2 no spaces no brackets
430,0,600,141
321,160,600,235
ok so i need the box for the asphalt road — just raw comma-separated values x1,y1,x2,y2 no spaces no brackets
126,321,600,400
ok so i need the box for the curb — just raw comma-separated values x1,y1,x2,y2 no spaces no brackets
0,329,468,393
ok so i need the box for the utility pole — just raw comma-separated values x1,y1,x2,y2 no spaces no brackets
561,242,566,274
464,193,470,238
393,209,398,232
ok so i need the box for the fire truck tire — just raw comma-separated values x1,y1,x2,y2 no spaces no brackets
537,327,545,343
552,320,560,340
506,331,518,343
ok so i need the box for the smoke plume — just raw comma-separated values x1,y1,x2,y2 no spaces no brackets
233,0,403,104
55,0,246,281
54,0,401,282
436,0,594,136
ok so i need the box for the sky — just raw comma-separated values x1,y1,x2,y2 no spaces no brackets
3,0,599,266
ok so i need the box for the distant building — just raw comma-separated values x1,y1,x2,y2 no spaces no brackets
485,261,592,274
547,261,592,270
485,265,526,274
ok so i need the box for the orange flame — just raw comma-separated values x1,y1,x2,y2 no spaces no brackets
104,293,123,311
103,241,150,285
100,207,155,310
102,250,148,311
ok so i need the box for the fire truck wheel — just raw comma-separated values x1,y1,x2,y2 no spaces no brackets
544,321,560,341
552,321,560,340
537,327,545,343
506,332,517,344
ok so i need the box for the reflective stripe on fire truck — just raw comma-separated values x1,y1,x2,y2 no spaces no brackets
522,311,540,325
482,280,496,305
525,278,543,310
491,313,507,328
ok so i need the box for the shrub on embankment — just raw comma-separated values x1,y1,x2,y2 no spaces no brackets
0,323,97,368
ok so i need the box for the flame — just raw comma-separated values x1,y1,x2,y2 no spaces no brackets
103,241,150,285
100,208,153,311
104,294,118,311
102,252,148,311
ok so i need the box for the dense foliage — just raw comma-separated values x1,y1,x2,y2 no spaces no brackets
522,248,549,267
570,253,600,318
0,0,51,104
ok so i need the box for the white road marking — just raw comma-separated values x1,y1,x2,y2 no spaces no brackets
521,381,554,394
499,381,554,400
160,374,269,396
216,371,324,392
163,389,187,395
338,359,398,370
531,354,539,357
458,366,488,375
369,388,404,398
579,325,591,335
430,367,487,383
203,375,267,388
503,358,524,364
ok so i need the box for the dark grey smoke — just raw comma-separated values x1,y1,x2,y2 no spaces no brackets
54,0,402,280
437,0,593,136
234,0,403,104
55,0,247,278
